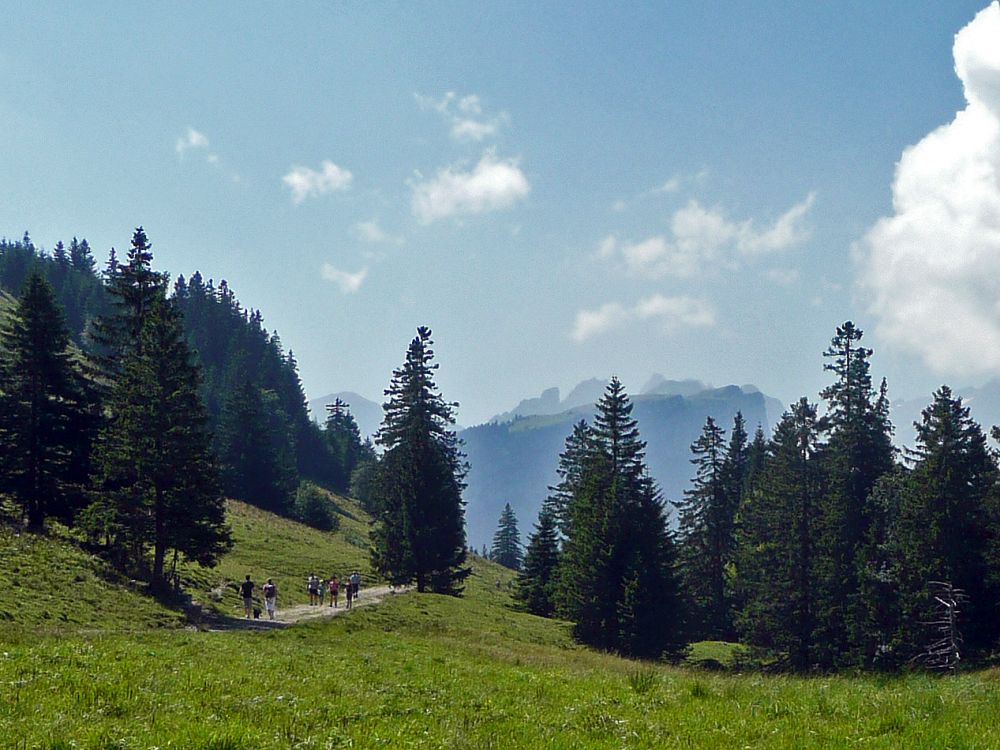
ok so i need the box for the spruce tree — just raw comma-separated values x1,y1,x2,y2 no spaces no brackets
675,416,734,640
815,322,896,666
325,398,364,491
516,507,560,617
91,294,231,584
737,399,826,670
892,388,1000,657
547,419,594,536
557,377,681,658
490,503,523,570
216,380,298,514
0,273,94,530
370,326,470,594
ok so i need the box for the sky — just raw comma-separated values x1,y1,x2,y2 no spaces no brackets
2,1,999,425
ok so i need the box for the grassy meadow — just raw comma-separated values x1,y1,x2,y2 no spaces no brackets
3,494,1000,748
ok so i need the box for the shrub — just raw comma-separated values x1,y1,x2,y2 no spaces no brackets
292,484,340,532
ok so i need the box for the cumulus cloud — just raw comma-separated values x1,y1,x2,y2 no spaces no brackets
411,151,530,223
416,91,510,142
600,193,815,279
320,263,367,293
571,294,715,342
283,160,353,204
859,2,1000,375
176,127,209,156
354,220,403,245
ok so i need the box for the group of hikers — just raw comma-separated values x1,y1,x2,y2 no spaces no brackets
307,571,362,610
237,570,362,620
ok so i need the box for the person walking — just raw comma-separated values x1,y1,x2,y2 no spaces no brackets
328,576,339,608
307,573,320,605
262,578,278,620
345,577,354,609
239,575,255,619
318,578,326,606
350,570,361,600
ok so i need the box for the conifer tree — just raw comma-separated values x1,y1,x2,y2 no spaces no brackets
91,294,231,584
325,398,365,490
0,273,94,530
675,416,735,640
216,380,298,514
370,327,470,594
892,388,1000,656
547,419,594,536
516,507,560,617
557,377,681,658
816,322,895,665
737,399,826,670
490,503,523,570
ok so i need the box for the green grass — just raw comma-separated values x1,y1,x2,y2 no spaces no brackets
0,522,182,632
5,496,1000,748
183,493,377,617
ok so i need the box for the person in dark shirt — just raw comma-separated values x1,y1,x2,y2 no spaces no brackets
240,575,255,618
262,578,278,620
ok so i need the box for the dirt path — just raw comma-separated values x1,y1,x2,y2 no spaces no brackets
196,585,407,631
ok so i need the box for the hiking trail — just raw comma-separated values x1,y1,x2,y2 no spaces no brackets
189,584,408,631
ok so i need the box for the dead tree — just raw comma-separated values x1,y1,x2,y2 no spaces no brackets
914,580,967,672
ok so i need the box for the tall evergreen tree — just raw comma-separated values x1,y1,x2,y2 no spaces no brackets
325,398,364,491
90,294,231,584
892,387,1000,657
737,398,826,670
557,377,681,658
816,322,895,666
216,380,298,514
490,503,523,570
547,419,594,536
0,273,95,530
675,416,735,640
516,506,560,617
370,327,470,594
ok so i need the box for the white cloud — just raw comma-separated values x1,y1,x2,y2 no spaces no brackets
572,294,715,342
411,151,530,223
354,220,403,245
283,160,353,204
859,2,1000,375
320,263,367,293
176,127,209,156
600,193,815,279
416,91,509,142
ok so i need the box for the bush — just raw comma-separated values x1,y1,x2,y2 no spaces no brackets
292,483,340,532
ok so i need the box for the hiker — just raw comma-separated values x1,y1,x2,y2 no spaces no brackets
318,578,326,606
307,573,320,605
262,578,277,620
350,570,361,600
345,577,354,609
329,576,339,608
239,574,255,618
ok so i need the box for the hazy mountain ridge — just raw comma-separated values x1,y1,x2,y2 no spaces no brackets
462,382,784,549
308,391,383,439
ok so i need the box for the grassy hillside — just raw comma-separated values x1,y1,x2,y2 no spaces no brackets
0,521,183,632
185,493,378,616
4,492,1000,748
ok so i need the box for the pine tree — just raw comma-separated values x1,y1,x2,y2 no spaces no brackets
90,294,231,584
814,323,896,665
325,398,364,490
370,327,470,594
490,503,523,570
556,377,681,658
516,507,560,617
737,398,826,670
90,227,166,372
892,387,1000,657
0,273,94,530
675,416,734,640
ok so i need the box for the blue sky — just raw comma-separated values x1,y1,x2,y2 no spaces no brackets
2,2,999,424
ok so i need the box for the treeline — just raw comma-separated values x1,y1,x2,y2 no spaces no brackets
0,228,372,584
517,323,1000,669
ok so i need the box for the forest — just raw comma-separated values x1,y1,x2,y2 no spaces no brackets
3,228,1000,672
